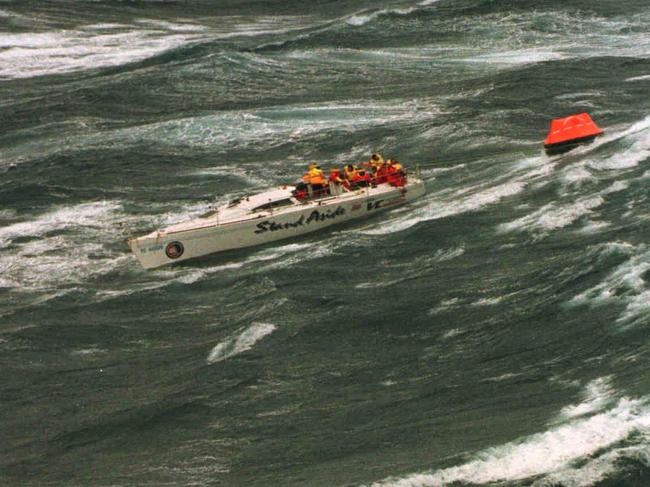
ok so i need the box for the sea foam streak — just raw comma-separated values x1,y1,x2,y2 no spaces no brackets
346,7,417,26
0,201,131,300
0,201,121,249
207,323,276,364
498,196,605,234
570,244,650,325
371,385,650,486
0,16,313,79
0,29,201,79
1,100,439,166
361,181,526,236
559,377,616,420
111,100,439,150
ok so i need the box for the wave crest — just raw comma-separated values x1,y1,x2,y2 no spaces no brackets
206,322,276,364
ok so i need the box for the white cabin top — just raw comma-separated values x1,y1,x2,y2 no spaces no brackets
162,186,299,234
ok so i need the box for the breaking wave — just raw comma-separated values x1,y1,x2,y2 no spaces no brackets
206,322,276,364
0,201,121,249
0,15,316,79
362,180,526,236
371,382,650,487
569,243,650,326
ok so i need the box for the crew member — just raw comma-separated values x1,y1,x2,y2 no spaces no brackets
352,167,372,188
370,153,384,168
302,163,316,184
363,153,381,174
292,182,309,200
307,163,326,195
375,158,391,185
343,164,357,182
329,167,349,192
387,159,406,186
329,168,346,186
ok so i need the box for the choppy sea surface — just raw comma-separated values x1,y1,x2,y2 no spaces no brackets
2,1,650,485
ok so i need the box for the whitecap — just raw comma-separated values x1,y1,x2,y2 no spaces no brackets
560,377,616,419
0,237,131,292
370,395,650,486
83,23,130,30
433,246,465,262
587,116,650,171
0,16,314,79
428,298,459,314
625,74,650,82
362,181,526,236
570,244,650,325
423,163,466,175
134,19,208,32
561,165,593,185
499,196,604,234
345,6,416,26
577,220,610,234
0,201,121,249
70,348,108,357
556,91,605,100
471,297,503,307
464,48,566,66
591,241,635,258
0,29,201,79
206,323,276,364
100,100,439,151
441,328,462,339
533,442,650,487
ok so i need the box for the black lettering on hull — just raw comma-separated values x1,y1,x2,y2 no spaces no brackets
254,207,345,234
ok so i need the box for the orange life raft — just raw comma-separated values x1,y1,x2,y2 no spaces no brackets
544,113,604,156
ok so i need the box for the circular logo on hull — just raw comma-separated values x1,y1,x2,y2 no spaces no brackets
165,241,184,259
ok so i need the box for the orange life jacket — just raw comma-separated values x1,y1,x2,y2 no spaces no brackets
309,168,325,185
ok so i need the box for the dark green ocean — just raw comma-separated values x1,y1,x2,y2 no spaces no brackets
2,1,650,485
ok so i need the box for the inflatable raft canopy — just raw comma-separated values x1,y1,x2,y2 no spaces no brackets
544,113,604,155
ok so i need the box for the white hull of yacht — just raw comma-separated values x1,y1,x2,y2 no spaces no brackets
128,179,425,269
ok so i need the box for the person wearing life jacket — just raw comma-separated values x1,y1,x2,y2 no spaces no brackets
329,167,349,188
343,164,363,187
329,168,342,183
364,153,384,175
343,164,357,182
375,158,391,185
351,166,372,188
305,163,326,196
302,163,315,184
308,164,325,184
387,159,406,186
298,164,317,200
292,182,309,201
328,167,349,193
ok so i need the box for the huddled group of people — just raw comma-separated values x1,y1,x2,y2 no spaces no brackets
295,153,406,200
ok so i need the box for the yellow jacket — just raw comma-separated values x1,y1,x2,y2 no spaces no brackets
308,167,325,185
